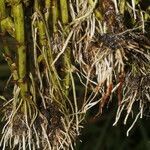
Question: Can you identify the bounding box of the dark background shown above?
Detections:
[75,106,150,150]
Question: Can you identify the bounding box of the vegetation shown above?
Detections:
[0,0,149,149]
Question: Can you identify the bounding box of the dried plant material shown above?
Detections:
[0,0,150,149]
[70,0,150,131]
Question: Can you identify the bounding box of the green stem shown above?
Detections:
[119,0,126,15]
[60,0,69,25]
[52,0,58,32]
[34,0,64,103]
[12,1,28,98]
[60,0,71,96]
[0,0,6,20]
[45,0,51,23]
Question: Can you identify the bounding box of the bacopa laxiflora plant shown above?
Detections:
[0,0,150,149]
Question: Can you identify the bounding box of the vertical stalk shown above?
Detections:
[34,0,64,103]
[0,0,6,20]
[60,0,69,25]
[45,0,51,23]
[119,0,126,15]
[60,0,71,96]
[52,0,58,32]
[60,0,79,128]
[11,1,28,98]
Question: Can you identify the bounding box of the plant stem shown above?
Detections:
[0,0,6,20]
[60,0,71,96]
[119,0,126,15]
[34,0,65,104]
[51,0,58,32]
[11,1,28,98]
[60,0,69,25]
[45,0,51,23]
